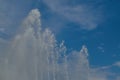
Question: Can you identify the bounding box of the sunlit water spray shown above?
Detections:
[0,9,89,80]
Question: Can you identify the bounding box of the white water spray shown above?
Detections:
[0,9,89,80]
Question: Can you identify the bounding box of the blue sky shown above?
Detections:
[39,0,120,66]
[0,0,120,80]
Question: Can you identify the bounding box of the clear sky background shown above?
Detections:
[0,0,120,80]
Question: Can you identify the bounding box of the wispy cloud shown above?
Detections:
[42,0,104,30]
[113,61,120,67]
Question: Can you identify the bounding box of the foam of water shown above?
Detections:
[0,9,89,80]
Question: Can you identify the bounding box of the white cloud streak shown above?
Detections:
[42,0,103,30]
[114,61,120,67]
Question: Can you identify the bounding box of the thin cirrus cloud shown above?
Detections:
[42,0,104,30]
[113,61,120,67]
